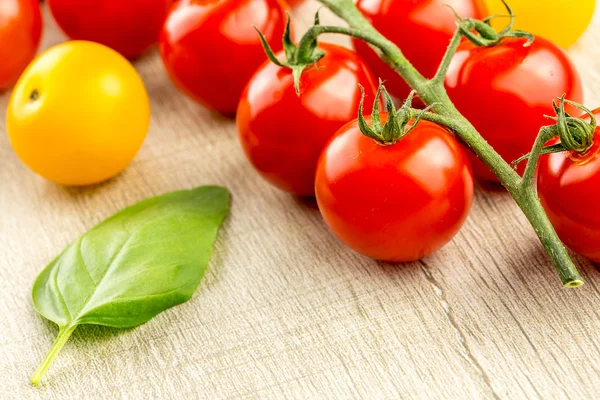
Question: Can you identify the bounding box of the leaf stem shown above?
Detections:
[316,0,583,287]
[31,325,77,386]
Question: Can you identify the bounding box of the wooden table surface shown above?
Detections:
[3,3,600,399]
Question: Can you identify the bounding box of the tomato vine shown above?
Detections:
[313,0,585,287]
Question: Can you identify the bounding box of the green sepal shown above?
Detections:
[453,0,535,47]
[255,10,326,94]
[283,14,296,61]
[370,83,383,128]
[358,85,381,141]
[512,96,597,168]
[381,85,400,142]
[555,96,596,153]
[357,80,438,145]
[292,66,306,95]
[254,26,286,67]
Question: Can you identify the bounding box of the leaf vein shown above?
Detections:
[77,239,97,286]
[71,223,140,322]
[52,261,72,322]
[91,285,195,307]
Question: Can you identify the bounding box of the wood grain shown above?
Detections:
[1,3,600,399]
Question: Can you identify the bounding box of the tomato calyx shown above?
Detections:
[256,11,326,94]
[358,81,437,145]
[568,138,600,165]
[29,89,39,102]
[454,0,534,47]
[513,96,597,168]
[552,98,596,153]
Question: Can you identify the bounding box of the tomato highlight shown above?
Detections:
[238,43,379,196]
[0,0,42,90]
[316,112,474,262]
[445,36,583,182]
[354,0,487,101]
[159,0,287,116]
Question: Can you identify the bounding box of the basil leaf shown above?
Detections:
[30,186,230,386]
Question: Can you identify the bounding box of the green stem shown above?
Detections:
[413,110,465,133]
[428,109,582,286]
[30,325,78,386]
[311,0,428,96]
[521,126,555,188]
[513,125,582,286]
[432,29,463,84]
[316,0,583,287]
[515,185,583,287]
[417,93,522,192]
[299,25,386,58]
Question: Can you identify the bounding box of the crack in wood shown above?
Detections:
[419,260,501,400]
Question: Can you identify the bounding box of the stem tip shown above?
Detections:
[565,280,584,288]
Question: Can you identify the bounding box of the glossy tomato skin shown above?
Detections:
[354,0,487,101]
[445,37,583,182]
[538,111,600,262]
[315,115,474,262]
[237,43,378,196]
[6,41,150,186]
[48,0,173,59]
[160,0,286,116]
[0,0,42,90]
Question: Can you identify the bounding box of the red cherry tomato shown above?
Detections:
[0,0,42,90]
[538,109,600,263]
[160,0,287,116]
[315,114,474,262]
[237,43,378,196]
[445,37,583,182]
[354,0,487,101]
[47,0,173,59]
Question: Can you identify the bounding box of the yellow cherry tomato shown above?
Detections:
[6,41,150,186]
[483,0,595,48]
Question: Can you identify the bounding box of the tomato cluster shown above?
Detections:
[2,0,600,267]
